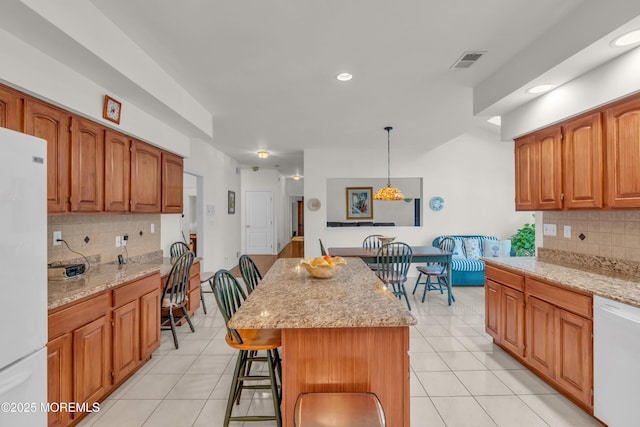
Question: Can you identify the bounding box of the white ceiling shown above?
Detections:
[5,0,640,177]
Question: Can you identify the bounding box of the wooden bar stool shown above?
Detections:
[294,392,386,427]
[199,271,215,314]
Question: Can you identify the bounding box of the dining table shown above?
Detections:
[227,257,416,427]
[328,245,455,305]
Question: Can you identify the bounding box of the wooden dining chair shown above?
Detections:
[161,251,195,349]
[213,269,282,426]
[375,242,413,310]
[413,236,456,303]
[239,254,262,295]
[170,240,208,313]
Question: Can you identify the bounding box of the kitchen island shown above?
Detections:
[228,257,416,427]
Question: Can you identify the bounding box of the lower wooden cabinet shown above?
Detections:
[485,264,593,412]
[187,260,201,315]
[47,273,161,427]
[46,334,72,427]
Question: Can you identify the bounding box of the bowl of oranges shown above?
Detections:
[300,255,347,279]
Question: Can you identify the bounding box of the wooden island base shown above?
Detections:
[281,326,410,427]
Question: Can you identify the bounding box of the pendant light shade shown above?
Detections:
[374,126,405,200]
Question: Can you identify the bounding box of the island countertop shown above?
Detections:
[483,257,640,308]
[228,257,417,329]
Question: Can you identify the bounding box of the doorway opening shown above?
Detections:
[182,172,203,257]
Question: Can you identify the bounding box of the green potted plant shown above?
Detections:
[511,216,536,256]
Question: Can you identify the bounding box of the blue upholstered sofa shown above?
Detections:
[431,235,502,286]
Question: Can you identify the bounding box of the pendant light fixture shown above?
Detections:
[374,126,405,200]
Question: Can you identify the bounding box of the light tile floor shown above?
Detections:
[77,286,603,427]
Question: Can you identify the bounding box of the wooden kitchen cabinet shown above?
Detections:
[162,151,183,213]
[70,116,104,212]
[24,99,70,213]
[563,112,604,209]
[485,265,525,358]
[515,127,563,211]
[73,315,111,414]
[47,333,72,427]
[526,296,555,378]
[605,95,640,207]
[140,289,161,360]
[131,139,162,213]
[47,273,161,426]
[187,259,201,315]
[104,130,131,212]
[0,84,22,131]
[112,299,140,384]
[486,264,594,412]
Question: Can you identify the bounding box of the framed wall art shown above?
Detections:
[346,187,373,220]
[228,190,236,214]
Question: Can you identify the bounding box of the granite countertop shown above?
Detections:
[48,254,198,311]
[228,257,417,329]
[483,257,640,308]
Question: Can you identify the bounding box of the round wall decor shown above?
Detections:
[307,198,321,211]
[429,196,444,211]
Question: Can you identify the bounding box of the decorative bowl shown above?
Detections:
[300,256,347,279]
[378,236,396,245]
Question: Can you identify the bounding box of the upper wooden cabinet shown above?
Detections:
[605,95,640,207]
[70,116,104,212]
[24,99,71,213]
[563,112,603,209]
[131,139,162,213]
[104,130,131,212]
[162,151,183,213]
[514,92,640,210]
[0,85,22,131]
[515,127,563,210]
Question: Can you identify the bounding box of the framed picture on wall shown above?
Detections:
[228,191,236,214]
[346,187,373,220]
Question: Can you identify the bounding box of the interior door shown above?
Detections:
[297,200,304,236]
[245,190,274,254]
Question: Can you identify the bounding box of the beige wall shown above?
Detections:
[48,214,161,265]
[542,211,640,262]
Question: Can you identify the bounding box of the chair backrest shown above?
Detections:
[363,234,384,250]
[438,236,455,253]
[213,269,247,344]
[319,239,328,256]
[170,241,191,257]
[162,251,195,308]
[239,254,262,295]
[375,242,413,282]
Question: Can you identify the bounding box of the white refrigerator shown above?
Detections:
[0,127,47,426]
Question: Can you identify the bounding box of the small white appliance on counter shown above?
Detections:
[0,128,47,426]
[594,295,640,427]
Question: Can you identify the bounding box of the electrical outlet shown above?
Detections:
[53,231,62,246]
[115,236,121,248]
[122,234,128,246]
[543,224,557,236]
[150,224,155,233]
[564,226,571,238]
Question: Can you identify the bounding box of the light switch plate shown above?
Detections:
[543,223,557,236]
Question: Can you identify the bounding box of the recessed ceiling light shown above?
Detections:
[257,150,269,159]
[336,72,353,81]
[487,116,502,126]
[526,84,555,94]
[611,29,640,47]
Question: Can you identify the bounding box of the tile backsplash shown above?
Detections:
[48,214,161,265]
[542,210,640,262]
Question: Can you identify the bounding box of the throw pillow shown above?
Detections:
[482,239,512,257]
[463,238,481,260]
[452,238,465,258]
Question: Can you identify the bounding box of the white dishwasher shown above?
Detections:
[594,295,640,427]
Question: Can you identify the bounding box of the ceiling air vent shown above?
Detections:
[451,51,486,70]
